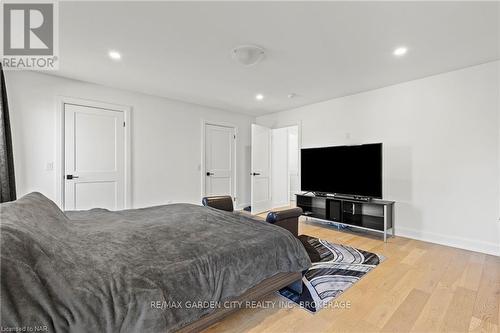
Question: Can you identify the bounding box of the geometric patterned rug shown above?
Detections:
[279,235,385,313]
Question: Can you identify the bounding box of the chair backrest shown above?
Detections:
[266,207,303,237]
[201,196,234,212]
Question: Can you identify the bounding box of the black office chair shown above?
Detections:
[202,196,302,237]
[201,195,234,212]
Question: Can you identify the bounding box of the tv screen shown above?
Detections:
[301,143,382,198]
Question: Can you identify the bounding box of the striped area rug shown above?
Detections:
[279,235,385,313]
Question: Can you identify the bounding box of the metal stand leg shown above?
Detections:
[391,207,395,238]
[383,205,387,243]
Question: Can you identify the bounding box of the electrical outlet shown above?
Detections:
[45,162,54,171]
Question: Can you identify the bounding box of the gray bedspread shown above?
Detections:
[0,192,311,333]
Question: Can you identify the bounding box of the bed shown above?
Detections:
[0,192,311,332]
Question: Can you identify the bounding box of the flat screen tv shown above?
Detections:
[301,143,382,198]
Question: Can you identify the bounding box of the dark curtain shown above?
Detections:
[0,64,16,202]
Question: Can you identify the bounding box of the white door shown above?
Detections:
[204,124,235,199]
[251,124,272,214]
[288,126,299,202]
[271,127,290,208]
[64,103,125,210]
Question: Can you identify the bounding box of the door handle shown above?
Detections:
[206,172,214,176]
[66,174,79,180]
[251,172,261,176]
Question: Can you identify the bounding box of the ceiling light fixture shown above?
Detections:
[288,93,297,99]
[393,47,408,57]
[255,94,264,101]
[108,50,122,60]
[232,45,265,66]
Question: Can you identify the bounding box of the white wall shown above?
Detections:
[257,61,500,256]
[6,71,254,209]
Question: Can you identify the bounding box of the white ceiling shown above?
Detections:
[54,1,499,116]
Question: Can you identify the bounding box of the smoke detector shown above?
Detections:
[231,45,265,66]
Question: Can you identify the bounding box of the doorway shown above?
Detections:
[59,98,131,211]
[251,124,299,214]
[271,125,299,208]
[203,122,236,200]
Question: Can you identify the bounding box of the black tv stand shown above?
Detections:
[296,193,395,242]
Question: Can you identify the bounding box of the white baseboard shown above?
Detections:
[396,226,500,256]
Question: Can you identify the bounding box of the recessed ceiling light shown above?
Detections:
[288,93,297,99]
[255,94,264,101]
[108,50,121,60]
[393,47,408,57]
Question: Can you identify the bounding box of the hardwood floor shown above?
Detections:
[205,217,500,333]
